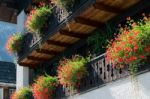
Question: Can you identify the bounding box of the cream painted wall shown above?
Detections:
[70,72,150,99]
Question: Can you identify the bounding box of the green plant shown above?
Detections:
[106,14,150,76]
[26,6,52,34]
[5,33,23,54]
[32,75,58,99]
[57,55,89,89]
[52,0,75,11]
[10,87,33,99]
[87,24,116,54]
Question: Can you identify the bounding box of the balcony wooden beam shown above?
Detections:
[75,17,103,27]
[36,49,59,55]
[19,62,40,67]
[59,30,89,39]
[94,2,125,14]
[46,40,72,47]
[27,56,50,62]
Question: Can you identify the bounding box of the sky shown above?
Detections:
[0,21,16,62]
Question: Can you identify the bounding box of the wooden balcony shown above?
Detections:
[16,0,149,67]
[54,53,150,98]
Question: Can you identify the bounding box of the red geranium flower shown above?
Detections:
[106,14,150,72]
[32,76,58,99]
[57,55,88,89]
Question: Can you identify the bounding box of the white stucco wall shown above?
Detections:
[16,64,29,89]
[16,10,29,90]
[70,72,150,99]
[17,10,27,33]
[0,88,3,99]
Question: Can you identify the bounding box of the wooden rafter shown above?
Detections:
[94,2,125,14]
[75,17,103,27]
[36,49,59,55]
[59,30,89,39]
[46,40,72,47]
[19,62,39,67]
[27,56,50,62]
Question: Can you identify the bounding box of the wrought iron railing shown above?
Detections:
[17,0,95,62]
[54,53,150,98]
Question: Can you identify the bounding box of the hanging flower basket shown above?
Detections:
[57,55,89,89]
[52,0,75,11]
[106,14,150,75]
[5,33,23,54]
[32,0,52,7]
[25,5,52,34]
[10,87,33,99]
[32,76,58,99]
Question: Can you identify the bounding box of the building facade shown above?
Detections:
[0,61,16,99]
[2,0,150,99]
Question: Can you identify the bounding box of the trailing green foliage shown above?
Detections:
[26,6,52,34]
[106,15,150,76]
[5,33,23,54]
[52,0,75,11]
[57,55,89,89]
[10,87,33,99]
[32,76,58,99]
[87,24,116,54]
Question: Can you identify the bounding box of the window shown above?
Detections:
[9,89,15,96]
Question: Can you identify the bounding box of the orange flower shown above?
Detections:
[25,6,52,33]
[10,87,32,99]
[134,45,138,51]
[32,76,58,99]
[126,17,131,21]
[106,14,150,71]
[57,55,88,88]
[5,33,23,54]
[139,55,145,59]
[118,58,123,63]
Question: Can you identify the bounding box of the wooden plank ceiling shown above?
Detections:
[0,1,17,23]
[19,0,140,67]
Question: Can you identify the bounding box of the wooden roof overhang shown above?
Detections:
[18,0,149,67]
[0,0,18,23]
[0,0,32,23]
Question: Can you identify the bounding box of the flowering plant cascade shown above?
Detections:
[52,0,75,11]
[57,55,89,88]
[5,33,23,54]
[25,5,52,34]
[32,76,58,99]
[106,14,150,75]
[10,87,33,99]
